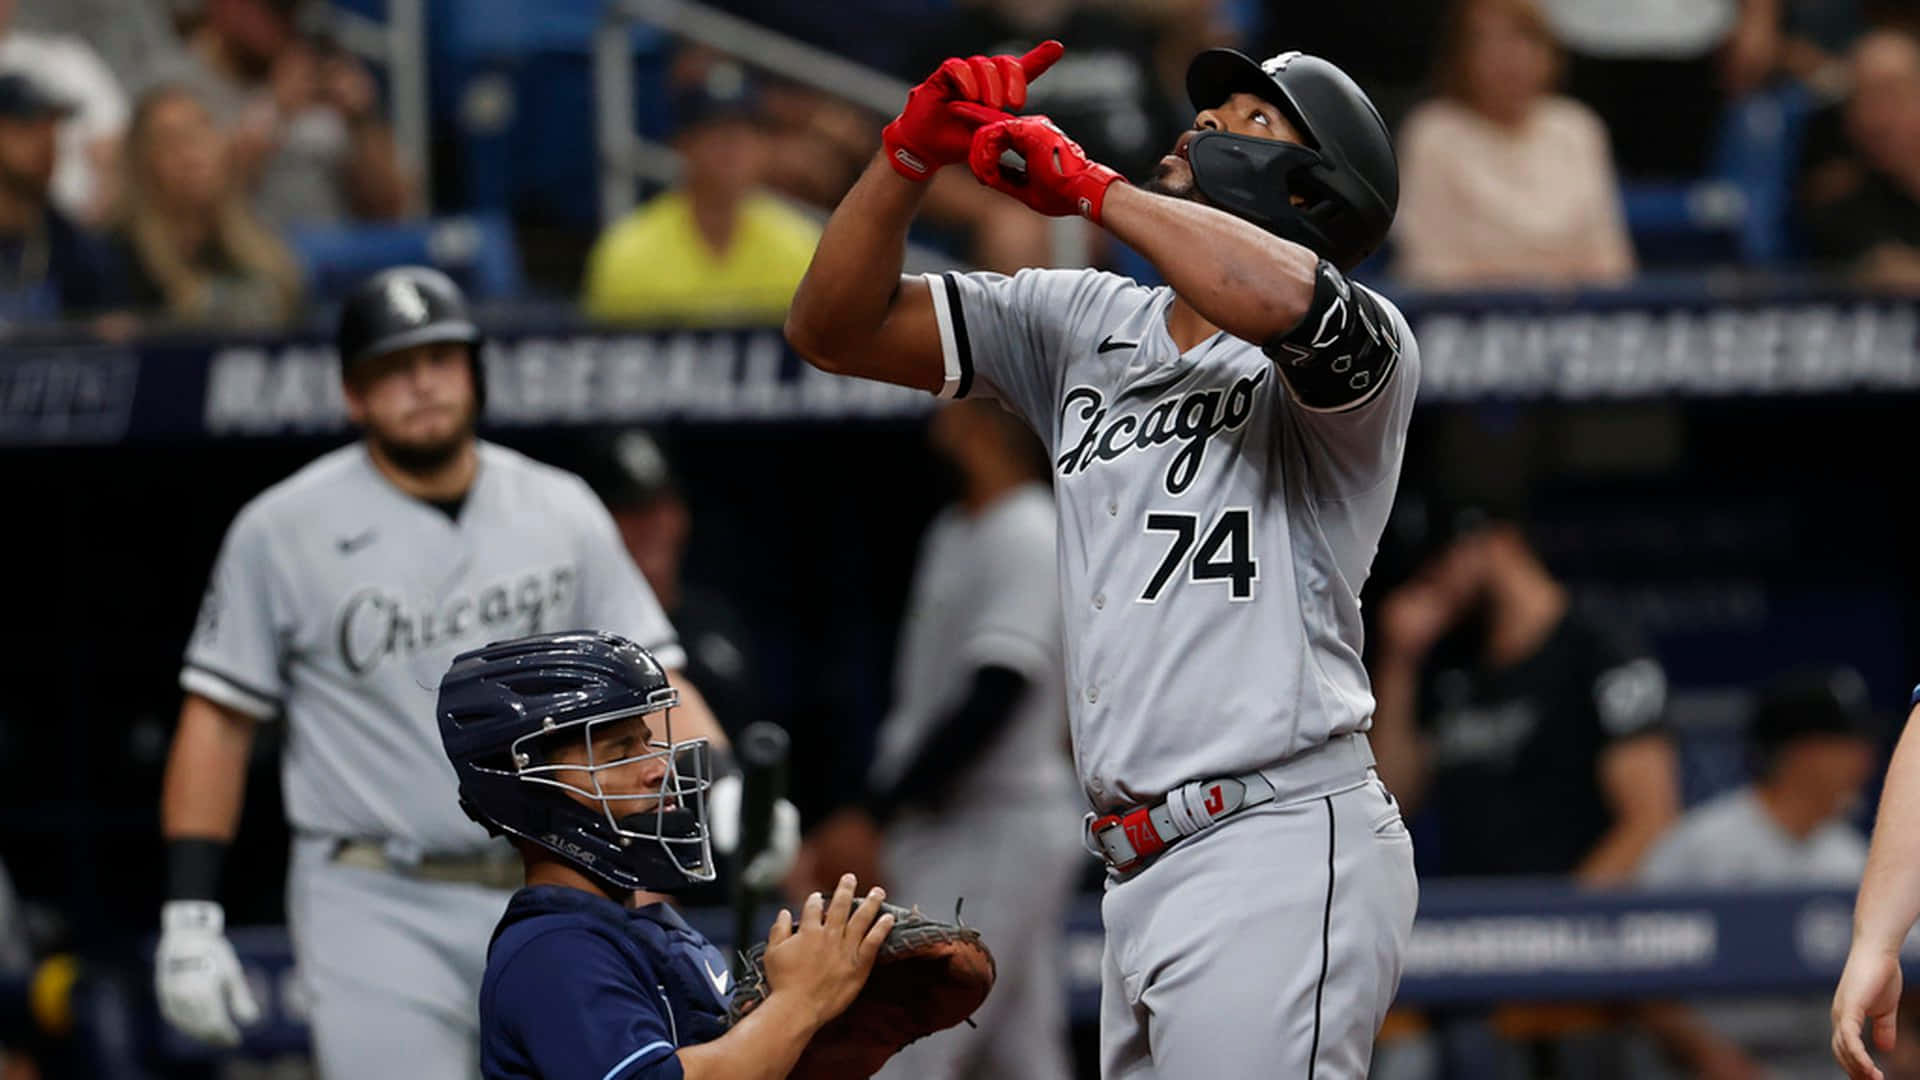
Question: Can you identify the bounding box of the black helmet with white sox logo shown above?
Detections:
[1184,49,1398,271]
[336,265,486,406]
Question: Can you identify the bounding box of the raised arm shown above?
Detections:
[963,112,1315,346]
[1099,183,1317,344]
[785,42,1064,389]
[783,157,945,391]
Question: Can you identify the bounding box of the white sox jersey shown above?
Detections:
[181,441,684,853]
[869,482,1072,808]
[923,265,1419,811]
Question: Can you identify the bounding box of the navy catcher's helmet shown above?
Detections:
[437,631,715,892]
[1184,49,1398,271]
[336,266,486,407]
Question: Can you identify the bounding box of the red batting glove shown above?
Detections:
[881,40,1064,181]
[966,112,1125,223]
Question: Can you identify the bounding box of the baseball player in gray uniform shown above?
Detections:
[806,400,1081,1080]
[153,267,731,1079]
[786,41,1419,1078]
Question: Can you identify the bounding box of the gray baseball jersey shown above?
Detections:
[181,440,684,853]
[870,481,1081,1080]
[923,267,1419,810]
[869,482,1074,807]
[1639,787,1868,1077]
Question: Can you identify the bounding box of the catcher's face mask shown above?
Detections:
[513,688,716,882]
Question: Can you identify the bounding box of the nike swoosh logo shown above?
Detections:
[336,530,377,555]
[705,959,730,996]
[1097,336,1138,354]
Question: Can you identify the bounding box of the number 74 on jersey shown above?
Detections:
[1139,508,1258,603]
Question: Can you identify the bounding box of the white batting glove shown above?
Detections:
[708,774,803,891]
[156,900,260,1047]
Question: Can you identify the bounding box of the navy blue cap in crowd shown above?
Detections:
[0,73,74,121]
[673,61,761,133]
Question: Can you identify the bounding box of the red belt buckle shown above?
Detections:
[1092,806,1166,872]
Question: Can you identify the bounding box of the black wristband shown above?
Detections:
[166,838,229,902]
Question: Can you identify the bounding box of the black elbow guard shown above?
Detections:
[1262,259,1403,412]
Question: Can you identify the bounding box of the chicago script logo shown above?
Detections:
[1055,369,1267,495]
[335,564,576,675]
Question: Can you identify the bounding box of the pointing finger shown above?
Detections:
[1020,40,1065,81]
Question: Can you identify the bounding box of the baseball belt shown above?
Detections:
[330,838,524,890]
[1084,732,1376,878]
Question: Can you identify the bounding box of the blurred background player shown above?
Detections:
[153,265,726,1079]
[438,630,893,1080]
[1639,667,1878,1079]
[799,398,1080,1080]
[587,427,798,899]
[590,429,763,745]
[1370,501,1679,884]
[1368,501,1678,1076]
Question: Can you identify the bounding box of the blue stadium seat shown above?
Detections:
[287,215,526,302]
[1622,82,1817,267]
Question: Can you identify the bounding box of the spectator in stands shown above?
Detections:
[1807,28,1920,291]
[11,0,179,95]
[1393,0,1636,288]
[0,0,126,225]
[1369,502,1681,883]
[1537,0,1783,180]
[1368,500,1681,1077]
[590,429,762,744]
[583,61,821,325]
[0,73,123,323]
[1639,668,1878,1080]
[117,84,301,327]
[159,0,410,227]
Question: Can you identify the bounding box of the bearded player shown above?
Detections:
[786,41,1419,1078]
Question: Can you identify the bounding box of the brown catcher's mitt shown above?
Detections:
[730,901,996,1079]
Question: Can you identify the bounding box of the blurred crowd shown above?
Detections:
[2,0,1917,340]
[586,0,1920,325]
[0,0,410,333]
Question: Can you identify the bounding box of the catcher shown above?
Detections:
[437,629,993,1080]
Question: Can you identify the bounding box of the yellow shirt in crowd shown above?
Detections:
[582,190,822,325]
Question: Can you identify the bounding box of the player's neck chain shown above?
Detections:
[1055,368,1267,495]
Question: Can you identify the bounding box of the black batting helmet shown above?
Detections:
[336,266,486,407]
[1184,49,1398,271]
